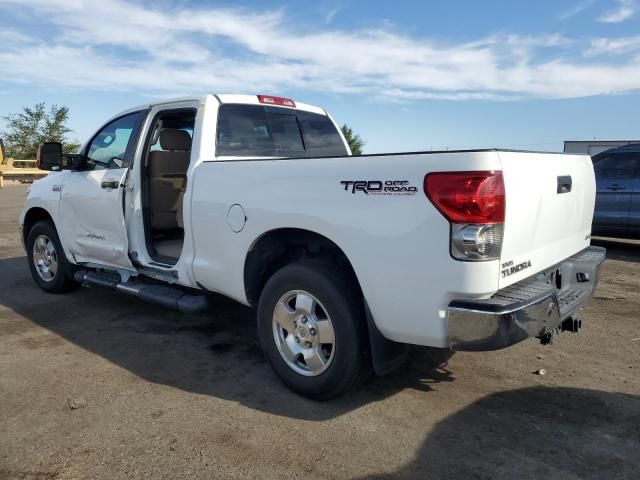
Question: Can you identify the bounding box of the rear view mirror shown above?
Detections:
[36,142,62,171]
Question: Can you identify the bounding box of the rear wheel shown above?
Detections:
[26,220,77,293]
[257,260,371,399]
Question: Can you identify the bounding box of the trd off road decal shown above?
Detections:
[340,180,418,196]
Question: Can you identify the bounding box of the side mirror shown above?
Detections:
[36,142,86,171]
[36,142,63,171]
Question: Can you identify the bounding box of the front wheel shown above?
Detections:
[26,220,77,293]
[257,260,371,399]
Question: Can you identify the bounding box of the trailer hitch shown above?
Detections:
[560,315,582,333]
[537,315,583,345]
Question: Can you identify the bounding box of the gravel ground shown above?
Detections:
[1,183,638,480]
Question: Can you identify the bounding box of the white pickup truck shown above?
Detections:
[20,94,605,399]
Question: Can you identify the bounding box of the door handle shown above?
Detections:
[557,175,572,194]
[606,184,626,191]
[101,180,120,189]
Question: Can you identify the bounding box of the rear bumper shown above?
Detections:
[447,246,606,351]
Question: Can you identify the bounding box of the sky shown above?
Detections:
[0,0,639,153]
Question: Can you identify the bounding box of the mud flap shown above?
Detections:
[365,301,409,375]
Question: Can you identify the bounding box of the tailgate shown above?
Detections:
[498,151,596,288]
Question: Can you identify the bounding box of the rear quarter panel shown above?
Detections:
[190,151,501,347]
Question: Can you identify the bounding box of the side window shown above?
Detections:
[594,155,638,180]
[86,112,143,170]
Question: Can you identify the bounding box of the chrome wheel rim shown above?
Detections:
[32,234,58,282]
[272,290,336,376]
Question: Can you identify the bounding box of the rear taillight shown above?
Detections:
[424,171,505,261]
[424,171,505,224]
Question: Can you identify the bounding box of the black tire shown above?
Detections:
[257,260,371,400]
[26,220,78,293]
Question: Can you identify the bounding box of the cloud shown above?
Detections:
[598,0,636,22]
[585,36,640,56]
[0,0,639,101]
[377,89,522,102]
[558,0,596,20]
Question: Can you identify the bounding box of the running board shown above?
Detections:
[74,270,209,314]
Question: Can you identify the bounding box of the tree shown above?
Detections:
[1,103,80,159]
[341,124,365,155]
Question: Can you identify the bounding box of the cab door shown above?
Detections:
[59,111,145,271]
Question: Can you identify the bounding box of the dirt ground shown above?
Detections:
[0,183,638,480]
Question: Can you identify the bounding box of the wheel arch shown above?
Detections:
[243,227,363,308]
[22,207,55,247]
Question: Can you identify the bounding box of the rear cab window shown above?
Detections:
[216,104,347,158]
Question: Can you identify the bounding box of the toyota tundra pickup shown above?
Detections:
[20,94,605,399]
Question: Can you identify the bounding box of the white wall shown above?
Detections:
[564,140,639,156]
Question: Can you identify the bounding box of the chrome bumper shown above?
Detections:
[448,246,606,351]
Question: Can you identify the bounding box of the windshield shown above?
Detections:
[216,104,348,158]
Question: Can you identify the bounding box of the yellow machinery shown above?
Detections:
[0,138,47,188]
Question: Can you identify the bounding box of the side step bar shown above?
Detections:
[74,270,209,314]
